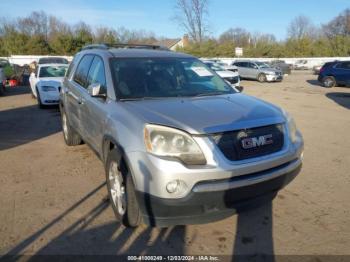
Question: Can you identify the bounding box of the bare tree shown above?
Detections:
[219,27,251,46]
[323,8,350,38]
[174,0,209,43]
[288,15,314,39]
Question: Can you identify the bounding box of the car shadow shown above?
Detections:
[0,104,61,151]
[326,92,350,110]
[306,79,321,87]
[1,86,31,97]
[3,182,186,258]
[232,201,275,262]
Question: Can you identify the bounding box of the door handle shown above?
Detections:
[78,97,85,105]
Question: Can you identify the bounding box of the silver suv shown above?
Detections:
[60,44,303,227]
[233,60,283,82]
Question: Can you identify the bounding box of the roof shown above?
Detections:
[152,38,182,49]
[109,48,193,58]
[38,63,69,67]
[81,48,194,59]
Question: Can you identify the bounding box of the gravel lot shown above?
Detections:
[0,71,349,259]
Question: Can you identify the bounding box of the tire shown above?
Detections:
[36,89,46,109]
[258,73,267,83]
[323,76,336,88]
[61,109,82,146]
[106,149,142,227]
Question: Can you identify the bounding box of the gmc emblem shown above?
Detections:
[241,134,273,149]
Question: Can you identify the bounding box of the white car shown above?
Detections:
[203,61,241,89]
[29,64,68,108]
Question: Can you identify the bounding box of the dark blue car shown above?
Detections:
[318,61,350,88]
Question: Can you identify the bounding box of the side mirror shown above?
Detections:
[88,83,103,97]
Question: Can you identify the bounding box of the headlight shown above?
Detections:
[283,111,298,143]
[266,71,276,75]
[41,86,56,92]
[144,124,206,165]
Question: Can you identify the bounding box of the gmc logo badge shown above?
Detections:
[241,134,273,149]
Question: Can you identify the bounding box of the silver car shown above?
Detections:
[233,61,283,82]
[60,44,303,227]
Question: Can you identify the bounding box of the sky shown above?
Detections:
[0,0,349,40]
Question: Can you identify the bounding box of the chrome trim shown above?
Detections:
[192,158,301,193]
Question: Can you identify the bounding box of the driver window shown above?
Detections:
[87,56,107,95]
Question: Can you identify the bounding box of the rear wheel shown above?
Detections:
[323,76,336,88]
[258,73,267,83]
[106,149,142,227]
[61,110,82,146]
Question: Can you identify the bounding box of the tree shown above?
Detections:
[174,0,209,43]
[219,28,251,47]
[287,15,315,40]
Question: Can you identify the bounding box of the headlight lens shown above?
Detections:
[283,111,298,143]
[41,86,56,92]
[144,124,206,165]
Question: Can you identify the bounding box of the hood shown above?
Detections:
[37,77,64,87]
[216,70,239,78]
[261,68,281,74]
[122,94,285,134]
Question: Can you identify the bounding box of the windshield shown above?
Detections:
[110,58,235,100]
[255,62,270,68]
[39,66,68,78]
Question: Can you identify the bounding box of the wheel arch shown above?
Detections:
[103,135,138,188]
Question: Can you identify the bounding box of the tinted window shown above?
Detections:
[110,58,235,99]
[87,56,107,93]
[336,62,350,69]
[73,55,94,88]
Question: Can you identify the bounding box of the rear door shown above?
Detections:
[66,54,94,134]
[236,62,249,78]
[79,55,108,152]
[334,62,350,85]
[247,62,258,79]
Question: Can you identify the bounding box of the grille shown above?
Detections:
[211,124,284,161]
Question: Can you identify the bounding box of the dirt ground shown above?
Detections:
[0,71,349,259]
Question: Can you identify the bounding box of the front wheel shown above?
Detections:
[106,149,142,227]
[36,89,46,109]
[258,73,267,83]
[323,76,336,88]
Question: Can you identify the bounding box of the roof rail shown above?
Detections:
[81,43,170,51]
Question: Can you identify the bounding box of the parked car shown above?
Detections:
[293,60,310,70]
[0,59,9,96]
[269,60,292,75]
[318,61,350,88]
[233,60,283,82]
[29,63,68,108]
[313,64,323,75]
[203,61,240,89]
[38,57,69,65]
[60,44,303,227]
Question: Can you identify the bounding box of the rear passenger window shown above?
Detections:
[73,55,94,88]
[87,56,107,93]
[336,62,350,69]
